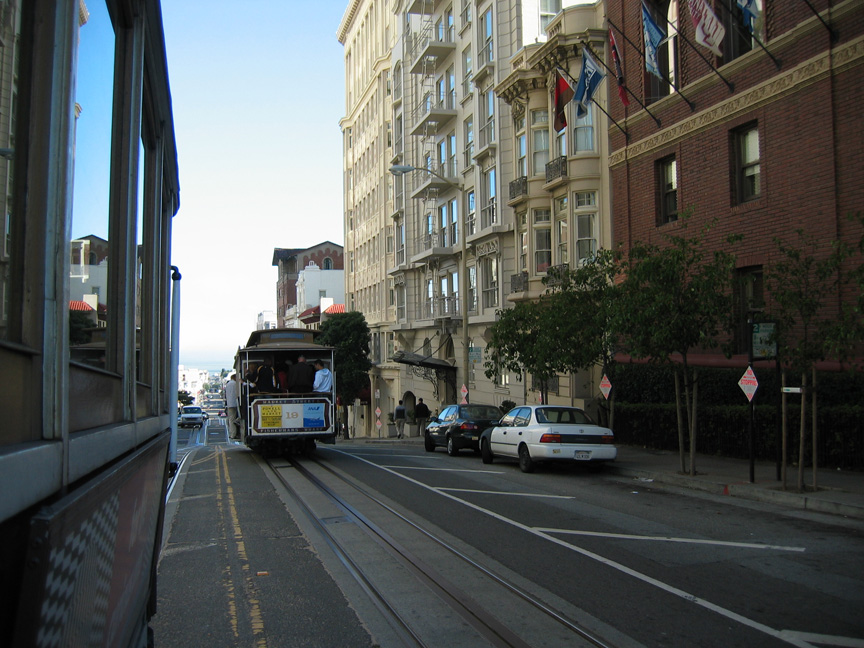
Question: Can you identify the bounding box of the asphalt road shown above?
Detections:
[316,442,864,648]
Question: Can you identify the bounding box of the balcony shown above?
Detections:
[409,160,460,199]
[411,231,455,264]
[510,271,528,293]
[545,155,568,187]
[409,92,457,136]
[545,263,570,287]
[508,176,528,204]
[474,38,494,84]
[409,33,456,75]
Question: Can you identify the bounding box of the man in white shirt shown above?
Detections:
[312,360,333,393]
[225,374,241,439]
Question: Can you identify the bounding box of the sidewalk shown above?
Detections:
[361,435,864,521]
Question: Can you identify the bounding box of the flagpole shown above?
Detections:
[800,0,838,42]
[556,64,629,142]
[606,18,694,113]
[557,63,629,142]
[717,0,781,68]
[585,38,661,128]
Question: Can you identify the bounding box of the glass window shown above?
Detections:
[482,256,499,309]
[577,214,596,263]
[68,3,116,369]
[540,0,562,31]
[554,196,568,265]
[573,106,594,152]
[722,0,762,63]
[464,116,474,169]
[517,133,527,177]
[532,110,549,174]
[658,156,678,225]
[735,124,760,202]
[534,207,551,273]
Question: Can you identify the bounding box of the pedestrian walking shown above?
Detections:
[414,398,430,435]
[394,400,406,439]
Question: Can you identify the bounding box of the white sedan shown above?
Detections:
[480,405,617,473]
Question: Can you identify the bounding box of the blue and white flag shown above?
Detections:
[642,2,666,80]
[574,49,606,119]
[737,0,760,34]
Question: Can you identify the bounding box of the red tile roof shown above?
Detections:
[69,300,95,312]
[324,304,345,314]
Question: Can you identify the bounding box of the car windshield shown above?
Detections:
[460,406,503,420]
[183,407,202,414]
[535,407,593,425]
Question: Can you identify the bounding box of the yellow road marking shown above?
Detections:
[218,447,269,647]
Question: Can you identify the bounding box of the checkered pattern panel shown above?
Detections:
[35,493,120,648]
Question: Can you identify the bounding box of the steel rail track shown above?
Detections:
[267,453,617,648]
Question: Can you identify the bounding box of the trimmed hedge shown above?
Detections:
[609,365,864,470]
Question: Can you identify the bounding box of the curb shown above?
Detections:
[610,466,864,521]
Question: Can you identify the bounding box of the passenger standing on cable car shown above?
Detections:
[255,361,276,393]
[225,374,241,439]
[288,355,315,393]
[312,360,332,392]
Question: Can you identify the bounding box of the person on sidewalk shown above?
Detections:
[414,398,431,435]
[394,400,406,439]
[225,374,241,440]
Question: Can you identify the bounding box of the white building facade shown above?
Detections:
[340,0,611,436]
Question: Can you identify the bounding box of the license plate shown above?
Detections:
[574,451,591,460]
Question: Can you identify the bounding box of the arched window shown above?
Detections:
[323,257,333,269]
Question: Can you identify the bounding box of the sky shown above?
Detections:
[73,0,350,372]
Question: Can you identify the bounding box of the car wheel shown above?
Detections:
[447,436,458,456]
[424,432,436,452]
[481,438,493,464]
[518,445,535,473]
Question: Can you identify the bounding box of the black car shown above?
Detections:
[424,404,503,455]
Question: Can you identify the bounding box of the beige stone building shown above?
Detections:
[340,0,611,436]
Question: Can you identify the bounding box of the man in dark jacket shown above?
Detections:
[288,355,316,393]
[414,398,431,434]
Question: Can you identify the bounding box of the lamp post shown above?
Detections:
[389,164,470,403]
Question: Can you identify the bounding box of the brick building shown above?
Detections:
[606,0,863,359]
[272,242,344,328]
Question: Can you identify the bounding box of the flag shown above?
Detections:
[688,0,725,57]
[737,0,760,34]
[573,49,606,119]
[552,68,574,132]
[642,2,666,79]
[609,29,630,106]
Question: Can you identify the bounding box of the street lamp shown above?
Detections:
[389,164,471,403]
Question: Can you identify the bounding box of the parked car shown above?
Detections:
[480,405,616,472]
[179,405,207,429]
[424,404,503,455]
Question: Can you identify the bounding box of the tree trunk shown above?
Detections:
[811,367,818,490]
[674,371,686,474]
[689,370,699,477]
[797,372,807,492]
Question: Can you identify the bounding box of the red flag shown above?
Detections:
[552,69,574,132]
[609,29,630,107]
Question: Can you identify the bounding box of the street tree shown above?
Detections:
[177,390,193,407]
[317,311,373,432]
[543,249,623,426]
[766,227,857,491]
[617,217,738,475]
[483,299,561,403]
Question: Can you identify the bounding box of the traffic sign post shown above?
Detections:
[599,374,612,400]
[739,366,759,483]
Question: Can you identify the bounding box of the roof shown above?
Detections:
[69,300,95,312]
[299,305,320,319]
[324,304,345,314]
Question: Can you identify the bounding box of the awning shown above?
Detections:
[392,351,455,371]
